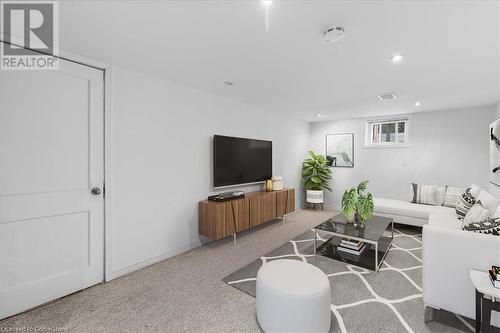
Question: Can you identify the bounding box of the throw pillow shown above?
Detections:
[469,184,481,198]
[463,201,491,226]
[443,186,464,208]
[462,218,500,236]
[493,203,500,219]
[477,190,500,215]
[456,188,476,220]
[411,183,438,205]
[435,186,447,206]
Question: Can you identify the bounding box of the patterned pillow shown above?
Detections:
[443,186,464,208]
[456,188,476,220]
[463,201,491,226]
[463,218,500,236]
[411,183,438,205]
[435,186,447,206]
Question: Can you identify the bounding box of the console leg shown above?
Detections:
[233,233,236,245]
[424,306,435,323]
[313,231,317,255]
[483,297,491,333]
[476,290,482,333]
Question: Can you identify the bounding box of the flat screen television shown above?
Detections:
[213,135,272,188]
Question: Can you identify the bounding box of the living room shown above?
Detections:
[0,1,499,332]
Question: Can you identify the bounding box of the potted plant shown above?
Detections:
[302,151,332,208]
[341,180,374,229]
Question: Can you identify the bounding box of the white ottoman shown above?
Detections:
[256,259,331,333]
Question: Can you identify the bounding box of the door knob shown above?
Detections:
[91,187,102,195]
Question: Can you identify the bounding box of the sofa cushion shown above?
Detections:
[428,213,461,230]
[374,198,456,220]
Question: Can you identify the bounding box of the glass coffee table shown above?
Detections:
[313,214,393,272]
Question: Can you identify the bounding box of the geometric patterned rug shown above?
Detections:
[223,224,477,333]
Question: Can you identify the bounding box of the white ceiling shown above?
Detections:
[59,0,499,122]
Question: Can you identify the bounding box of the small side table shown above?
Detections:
[470,270,500,333]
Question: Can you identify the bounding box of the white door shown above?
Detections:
[0,56,104,319]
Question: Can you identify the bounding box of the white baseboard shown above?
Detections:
[283,208,302,217]
[322,204,339,211]
[106,241,202,281]
[107,210,306,281]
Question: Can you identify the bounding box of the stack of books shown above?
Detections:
[489,265,500,289]
[337,238,366,256]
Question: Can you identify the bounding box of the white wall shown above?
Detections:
[107,66,310,279]
[488,2,500,194]
[496,2,500,119]
[310,106,494,209]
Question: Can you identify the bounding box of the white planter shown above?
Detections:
[306,190,324,204]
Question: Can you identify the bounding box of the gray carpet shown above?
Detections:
[0,210,337,332]
[223,223,478,333]
[0,209,486,332]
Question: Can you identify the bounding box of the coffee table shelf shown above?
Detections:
[313,215,394,272]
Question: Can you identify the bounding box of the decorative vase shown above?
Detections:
[271,176,283,191]
[353,212,366,229]
[265,179,273,192]
[306,190,324,204]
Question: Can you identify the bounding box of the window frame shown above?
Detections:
[364,115,411,148]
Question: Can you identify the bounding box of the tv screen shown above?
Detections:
[213,135,272,188]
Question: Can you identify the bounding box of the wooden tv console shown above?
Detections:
[198,188,295,241]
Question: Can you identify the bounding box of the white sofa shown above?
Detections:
[423,213,500,327]
[373,197,456,227]
[374,186,500,328]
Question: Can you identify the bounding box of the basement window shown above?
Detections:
[365,116,411,148]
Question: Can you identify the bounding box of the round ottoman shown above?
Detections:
[256,259,331,333]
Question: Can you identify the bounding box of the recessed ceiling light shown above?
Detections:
[389,54,404,63]
[415,101,421,107]
[262,0,272,7]
[315,114,322,117]
[224,81,234,86]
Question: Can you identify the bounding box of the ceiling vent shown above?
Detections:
[323,26,345,43]
[377,92,398,101]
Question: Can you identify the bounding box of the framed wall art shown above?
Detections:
[326,133,354,168]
